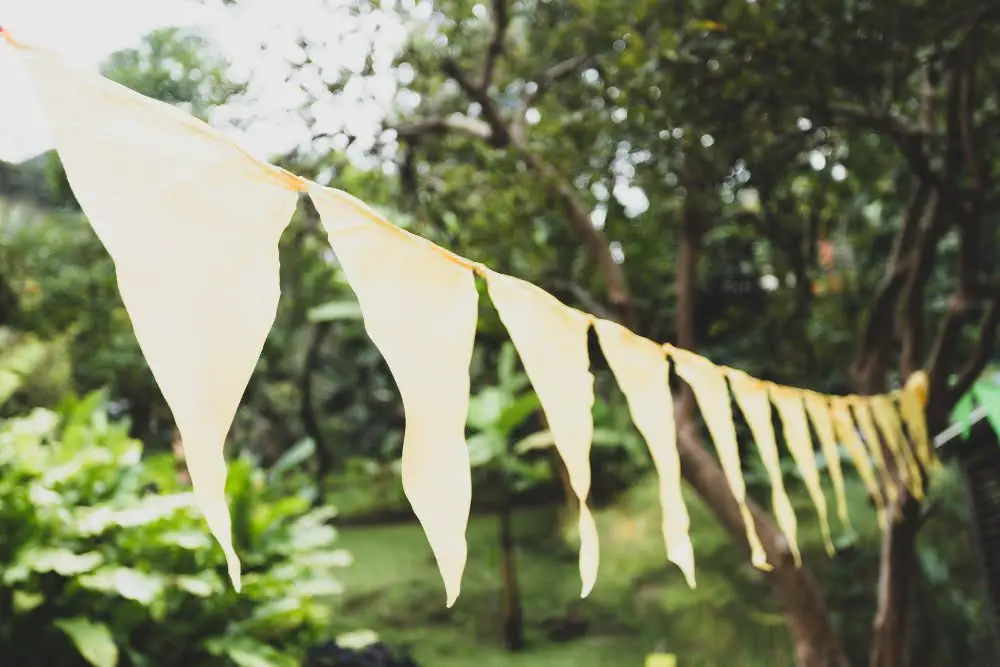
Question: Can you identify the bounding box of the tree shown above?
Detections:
[347,0,1000,665]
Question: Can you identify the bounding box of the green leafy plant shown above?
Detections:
[952,369,1000,439]
[0,391,350,667]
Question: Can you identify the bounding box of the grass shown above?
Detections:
[322,474,879,667]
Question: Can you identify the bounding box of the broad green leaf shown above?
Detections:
[158,530,213,550]
[207,638,296,667]
[3,548,103,584]
[78,567,167,606]
[336,629,380,649]
[973,382,1000,438]
[55,617,118,667]
[646,654,678,667]
[496,392,542,435]
[307,300,364,322]
[12,590,44,613]
[176,574,222,598]
[952,392,975,439]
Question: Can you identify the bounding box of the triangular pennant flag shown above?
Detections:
[870,395,923,500]
[668,347,769,570]
[309,184,477,607]
[727,371,800,566]
[770,385,834,556]
[594,319,696,586]
[849,397,899,508]
[972,382,1000,437]
[830,397,886,527]
[14,37,303,589]
[486,270,600,597]
[900,372,935,473]
[803,392,853,534]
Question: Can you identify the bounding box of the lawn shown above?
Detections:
[323,475,872,667]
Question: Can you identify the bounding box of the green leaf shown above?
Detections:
[78,567,166,606]
[158,529,213,550]
[513,429,555,454]
[55,617,118,667]
[467,432,505,466]
[12,590,44,613]
[496,392,541,435]
[270,438,316,480]
[307,300,363,322]
[3,548,104,584]
[973,382,1000,438]
[952,392,975,439]
[467,387,507,431]
[206,637,297,667]
[645,654,677,667]
[175,573,222,598]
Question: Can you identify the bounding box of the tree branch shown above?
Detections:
[950,294,1000,404]
[442,58,511,146]
[392,114,493,142]
[480,0,509,91]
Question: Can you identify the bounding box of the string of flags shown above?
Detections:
[0,28,936,605]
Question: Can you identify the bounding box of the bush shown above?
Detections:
[0,391,350,667]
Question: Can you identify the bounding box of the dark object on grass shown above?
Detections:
[302,640,420,667]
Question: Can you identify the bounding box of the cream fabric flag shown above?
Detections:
[849,397,898,507]
[803,392,853,533]
[487,270,600,596]
[727,370,800,566]
[669,347,768,570]
[14,38,303,589]
[870,395,923,499]
[594,319,695,586]
[898,375,934,474]
[770,386,834,556]
[309,185,477,607]
[830,397,886,527]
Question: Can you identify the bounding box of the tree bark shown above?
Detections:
[869,495,920,667]
[499,500,525,651]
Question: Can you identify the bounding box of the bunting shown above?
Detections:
[2,31,937,603]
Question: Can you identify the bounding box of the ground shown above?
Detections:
[325,476,876,667]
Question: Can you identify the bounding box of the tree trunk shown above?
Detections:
[869,494,920,667]
[676,419,851,667]
[499,500,525,651]
[673,178,849,667]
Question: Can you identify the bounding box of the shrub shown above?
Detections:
[0,391,350,667]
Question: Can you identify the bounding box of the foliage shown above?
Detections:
[302,639,420,667]
[952,367,1000,438]
[0,392,350,667]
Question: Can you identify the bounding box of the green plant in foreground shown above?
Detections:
[0,391,350,667]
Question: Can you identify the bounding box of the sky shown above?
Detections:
[0,0,208,162]
[0,0,408,163]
